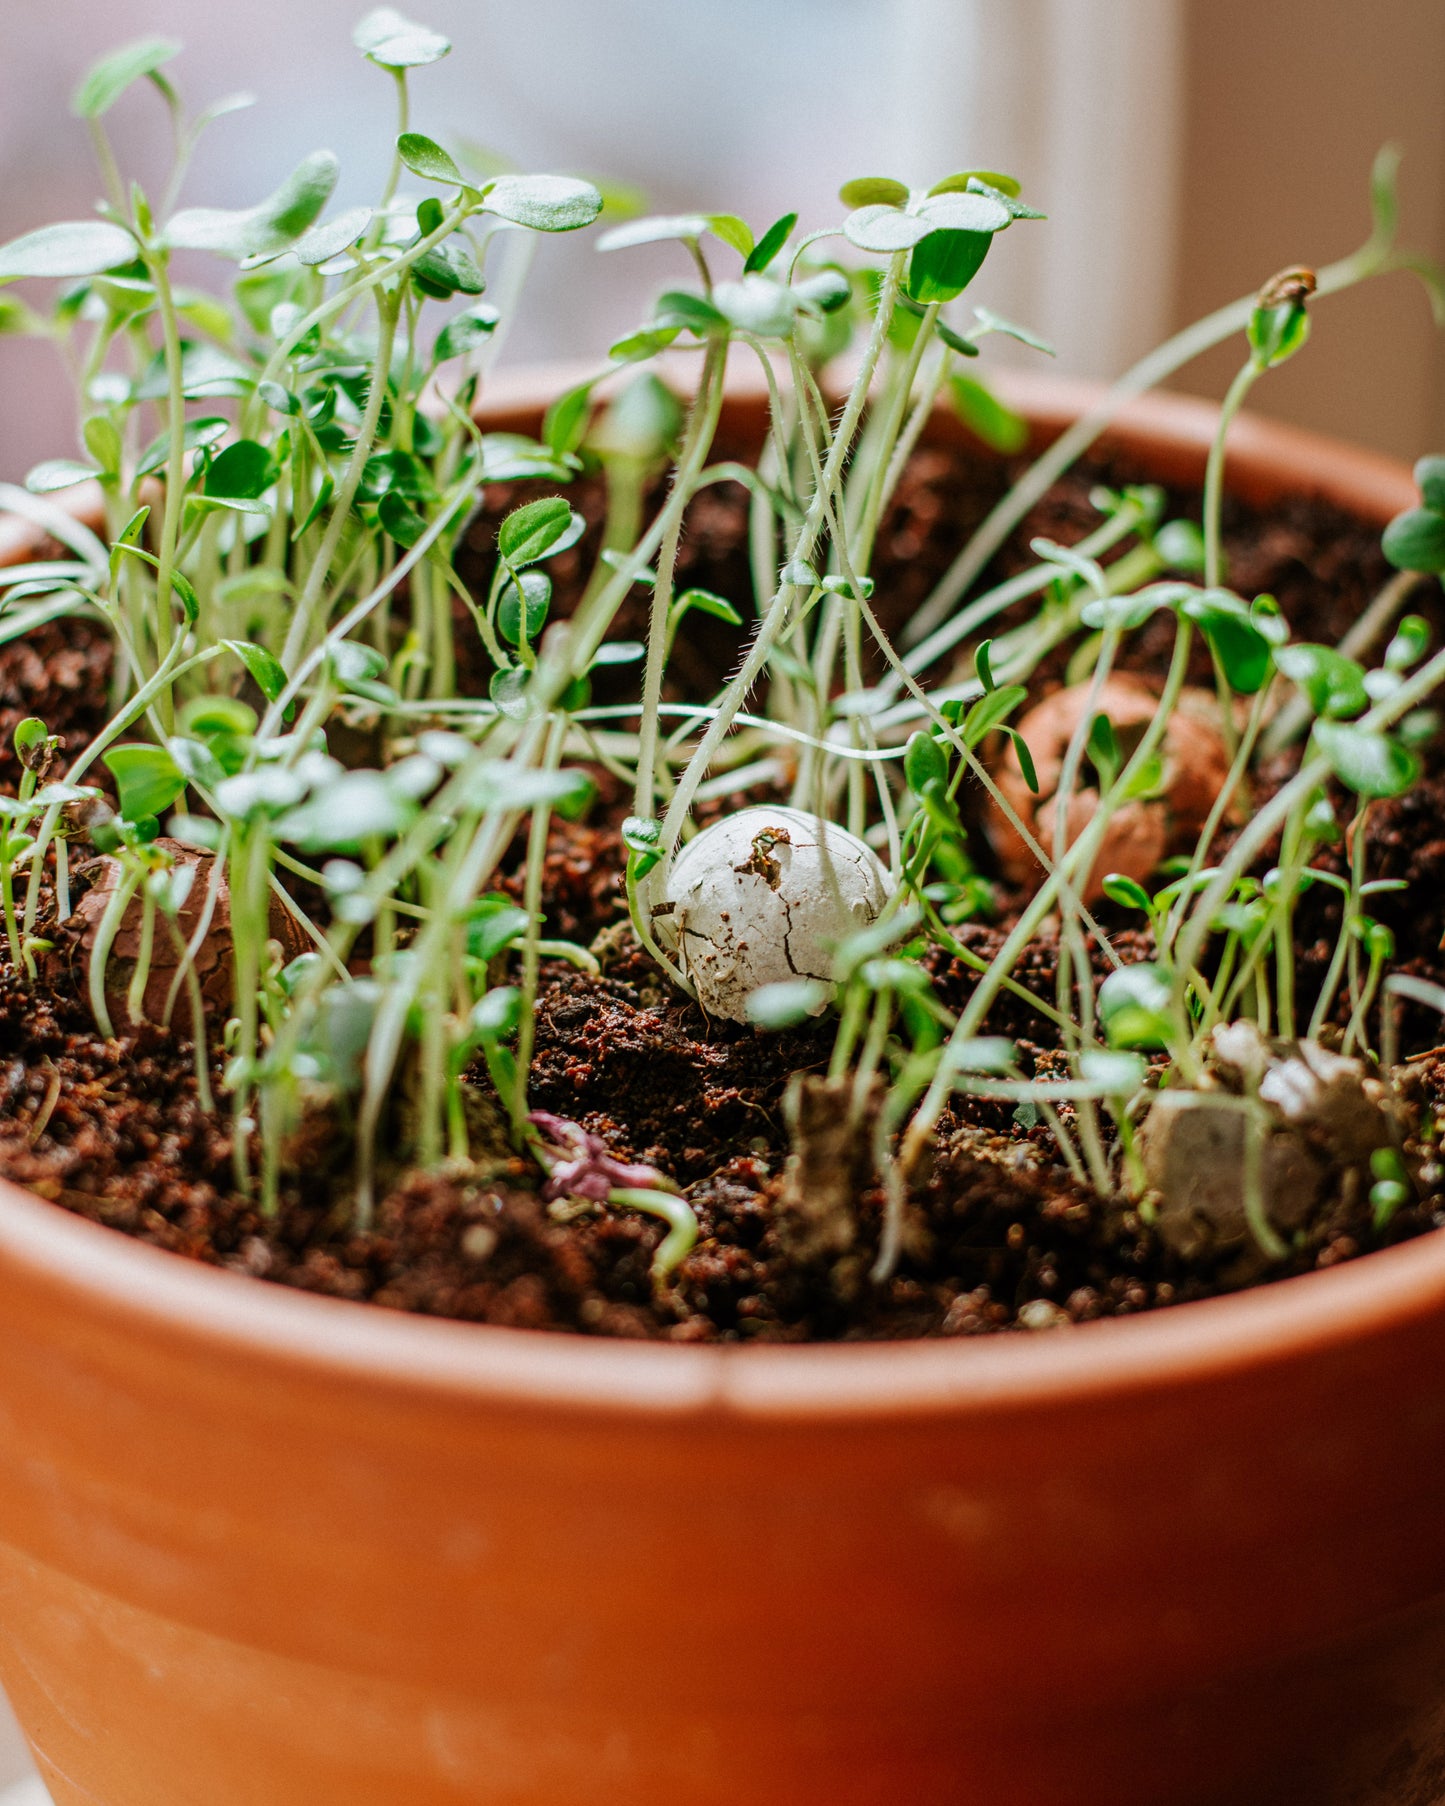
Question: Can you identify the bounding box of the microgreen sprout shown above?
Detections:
[0,15,1440,1297]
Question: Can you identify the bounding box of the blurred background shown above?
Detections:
[0,0,1442,477]
[0,1,1440,1793]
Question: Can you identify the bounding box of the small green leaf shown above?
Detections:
[354,8,451,67]
[744,212,797,275]
[542,380,595,457]
[432,302,499,363]
[962,684,1027,746]
[838,177,910,210]
[0,221,136,284]
[597,213,708,253]
[1383,506,1445,574]
[793,267,852,314]
[1098,961,1175,1050]
[608,325,682,363]
[907,228,991,305]
[1009,730,1039,795]
[177,694,257,741]
[398,132,463,186]
[484,174,603,233]
[278,771,418,852]
[1314,721,1421,798]
[1181,587,1272,693]
[73,37,180,118]
[844,206,931,255]
[1102,873,1153,913]
[904,731,948,794]
[674,587,743,628]
[103,744,187,822]
[712,274,794,339]
[466,898,531,963]
[1248,301,1310,368]
[1385,614,1430,671]
[379,488,428,547]
[204,439,275,500]
[819,574,875,600]
[1273,643,1369,718]
[705,213,754,258]
[928,169,1021,198]
[412,237,484,297]
[498,496,582,566]
[948,374,1026,454]
[136,414,229,478]
[971,305,1055,355]
[1413,455,1445,514]
[918,192,1012,235]
[25,459,99,494]
[165,151,340,261]
[223,639,288,703]
[655,290,727,335]
[293,205,372,266]
[498,570,552,646]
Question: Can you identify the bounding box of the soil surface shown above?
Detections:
[3,436,1445,1340]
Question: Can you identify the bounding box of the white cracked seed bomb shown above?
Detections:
[657,806,895,1021]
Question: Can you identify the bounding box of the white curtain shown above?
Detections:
[889,0,1185,379]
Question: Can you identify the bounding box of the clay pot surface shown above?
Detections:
[0,377,1439,1806]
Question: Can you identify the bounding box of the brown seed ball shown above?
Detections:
[986,674,1232,902]
[66,837,307,1028]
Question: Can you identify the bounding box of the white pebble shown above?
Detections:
[656,806,894,1022]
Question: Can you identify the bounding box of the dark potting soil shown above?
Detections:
[2,437,1444,1340]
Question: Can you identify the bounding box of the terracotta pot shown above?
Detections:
[0,377,1440,1806]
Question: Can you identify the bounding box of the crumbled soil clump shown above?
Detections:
[2,439,1444,1338]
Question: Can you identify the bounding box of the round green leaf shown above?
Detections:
[918,192,1012,235]
[353,8,451,67]
[712,274,795,339]
[293,206,372,266]
[103,744,187,823]
[223,639,288,704]
[1098,961,1175,1050]
[498,570,552,646]
[597,213,708,253]
[25,459,99,494]
[1273,643,1369,718]
[838,177,910,210]
[0,221,136,284]
[73,37,181,119]
[704,213,754,258]
[398,132,463,186]
[412,237,484,297]
[745,979,830,1029]
[1413,455,1445,515]
[843,205,931,254]
[674,588,743,627]
[497,496,581,566]
[1383,506,1445,574]
[204,439,275,501]
[1314,720,1421,798]
[278,771,418,852]
[907,228,991,305]
[928,169,1021,198]
[904,730,948,794]
[432,302,499,364]
[484,174,603,233]
[165,151,340,261]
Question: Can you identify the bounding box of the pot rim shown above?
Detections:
[1,371,1436,1424]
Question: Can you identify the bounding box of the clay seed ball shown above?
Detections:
[657,806,894,1022]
